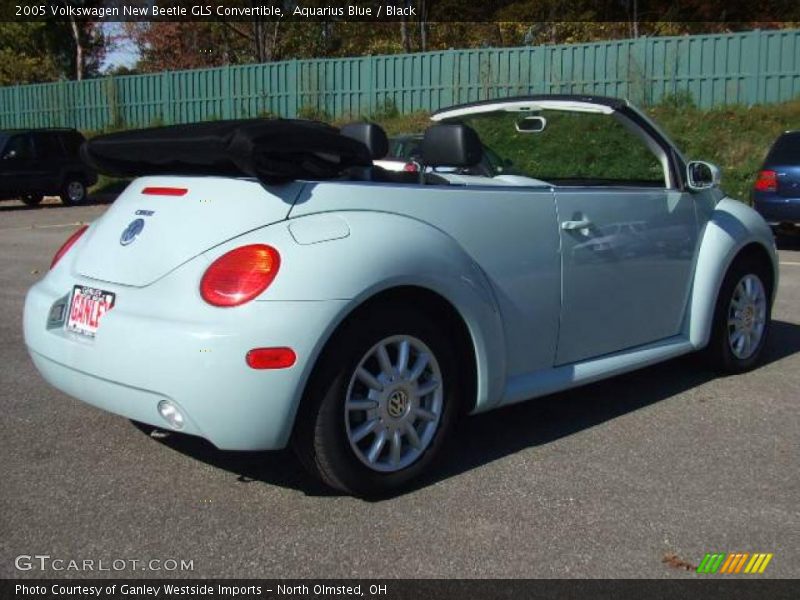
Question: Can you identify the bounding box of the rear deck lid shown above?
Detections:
[74,176,302,287]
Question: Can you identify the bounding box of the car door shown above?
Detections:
[548,107,702,365]
[32,132,66,191]
[555,186,699,364]
[0,133,39,194]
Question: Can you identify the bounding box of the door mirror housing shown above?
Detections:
[686,160,721,191]
[515,116,547,133]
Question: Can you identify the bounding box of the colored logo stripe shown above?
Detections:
[697,552,773,574]
[697,553,726,573]
[744,553,773,574]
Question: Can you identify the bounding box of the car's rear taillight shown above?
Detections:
[50,224,89,269]
[200,244,280,307]
[403,161,419,173]
[754,170,778,192]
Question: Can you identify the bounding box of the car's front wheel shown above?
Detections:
[294,305,459,496]
[60,178,87,206]
[705,255,772,373]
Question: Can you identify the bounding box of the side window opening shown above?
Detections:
[4,134,34,160]
[453,110,670,188]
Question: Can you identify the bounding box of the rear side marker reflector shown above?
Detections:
[246,347,297,369]
[141,187,188,196]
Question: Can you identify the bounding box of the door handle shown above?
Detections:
[561,218,593,231]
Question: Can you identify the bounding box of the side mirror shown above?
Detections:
[686,160,721,191]
[515,116,547,133]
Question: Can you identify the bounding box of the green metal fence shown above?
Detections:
[1,28,798,131]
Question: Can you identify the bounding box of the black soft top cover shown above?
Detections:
[81,119,372,184]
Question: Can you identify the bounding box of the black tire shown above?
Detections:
[21,194,43,206]
[60,177,88,206]
[704,256,773,373]
[293,304,461,497]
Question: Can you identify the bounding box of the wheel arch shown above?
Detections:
[308,286,480,416]
[61,170,87,185]
[287,280,507,451]
[687,197,778,349]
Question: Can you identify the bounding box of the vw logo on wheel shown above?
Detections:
[387,389,408,418]
[120,218,145,246]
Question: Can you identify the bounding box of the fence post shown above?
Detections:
[746,29,763,106]
[161,71,171,124]
[13,85,21,128]
[367,55,374,116]
[223,65,233,119]
[630,35,649,105]
[289,60,299,118]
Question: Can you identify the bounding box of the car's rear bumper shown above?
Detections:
[753,195,800,226]
[23,273,346,451]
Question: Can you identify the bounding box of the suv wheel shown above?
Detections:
[61,178,87,206]
[21,194,43,206]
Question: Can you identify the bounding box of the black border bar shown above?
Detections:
[2,0,799,22]
[3,579,800,600]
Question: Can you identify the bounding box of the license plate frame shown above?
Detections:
[66,285,116,338]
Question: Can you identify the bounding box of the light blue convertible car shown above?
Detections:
[24,95,778,495]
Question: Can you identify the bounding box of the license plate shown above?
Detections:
[66,285,116,338]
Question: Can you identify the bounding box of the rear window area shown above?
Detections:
[766,132,800,165]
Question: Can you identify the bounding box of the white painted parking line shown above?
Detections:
[780,261,800,266]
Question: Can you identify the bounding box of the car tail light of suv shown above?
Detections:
[200,244,281,307]
[50,224,89,269]
[754,169,778,192]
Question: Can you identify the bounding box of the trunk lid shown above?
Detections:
[775,165,800,198]
[74,176,303,287]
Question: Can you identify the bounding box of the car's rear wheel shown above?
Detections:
[21,194,43,206]
[60,177,87,206]
[293,305,459,497]
[705,256,772,373]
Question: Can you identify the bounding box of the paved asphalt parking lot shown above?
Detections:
[1,197,798,579]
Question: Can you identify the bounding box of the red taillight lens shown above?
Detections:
[50,224,89,269]
[246,347,297,369]
[403,161,419,172]
[200,244,280,307]
[754,170,777,192]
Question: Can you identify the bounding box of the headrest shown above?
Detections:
[340,122,389,160]
[421,124,482,167]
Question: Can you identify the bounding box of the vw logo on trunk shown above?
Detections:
[120,218,145,246]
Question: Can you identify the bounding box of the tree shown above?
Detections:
[0,22,60,86]
[46,1,107,81]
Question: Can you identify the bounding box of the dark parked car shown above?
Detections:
[753,131,800,233]
[0,128,97,206]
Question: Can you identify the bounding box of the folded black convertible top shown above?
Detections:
[80,119,372,184]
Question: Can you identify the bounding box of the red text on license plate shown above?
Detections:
[66,286,116,338]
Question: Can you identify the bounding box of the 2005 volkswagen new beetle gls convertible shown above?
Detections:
[24,95,778,496]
